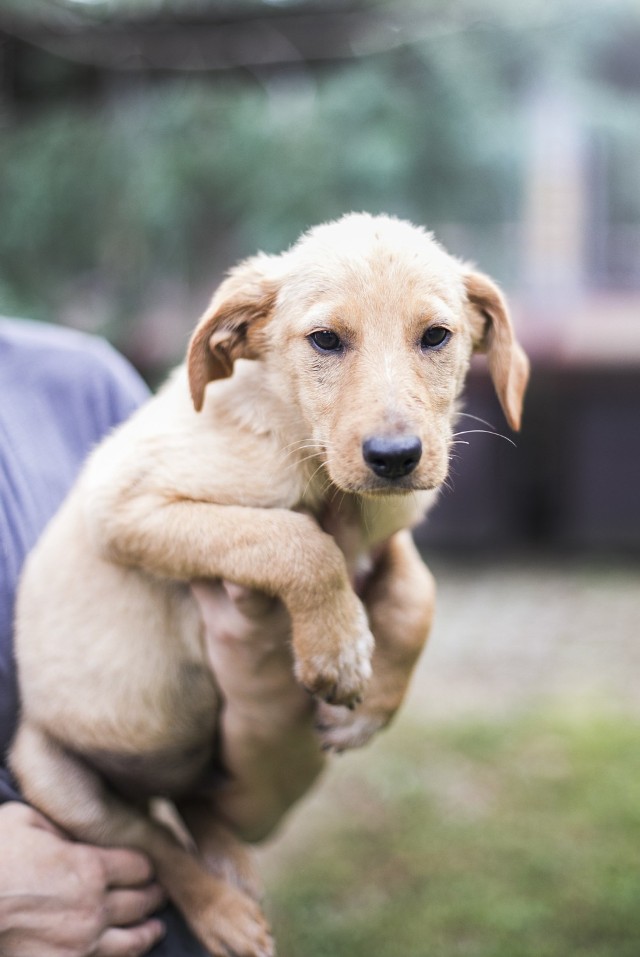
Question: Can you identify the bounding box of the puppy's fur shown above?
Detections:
[11,214,528,957]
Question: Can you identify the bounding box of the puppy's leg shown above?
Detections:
[190,581,326,844]
[177,798,263,902]
[317,530,435,751]
[11,721,274,957]
[95,496,373,707]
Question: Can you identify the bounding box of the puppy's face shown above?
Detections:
[188,214,529,497]
[265,222,479,494]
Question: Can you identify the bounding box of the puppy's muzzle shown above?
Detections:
[362,434,422,480]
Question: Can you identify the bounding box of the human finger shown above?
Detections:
[3,800,67,837]
[94,919,166,957]
[105,884,167,927]
[192,579,284,629]
[96,846,156,888]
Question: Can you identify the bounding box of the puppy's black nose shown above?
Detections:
[362,434,422,479]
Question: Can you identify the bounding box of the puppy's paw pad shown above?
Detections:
[297,640,373,709]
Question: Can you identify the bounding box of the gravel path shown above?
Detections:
[406,557,640,720]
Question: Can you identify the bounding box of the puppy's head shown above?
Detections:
[187,214,529,496]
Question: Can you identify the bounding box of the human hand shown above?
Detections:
[191,580,324,841]
[0,801,166,957]
[192,579,296,702]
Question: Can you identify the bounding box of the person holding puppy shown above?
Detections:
[0,318,185,956]
[0,318,313,956]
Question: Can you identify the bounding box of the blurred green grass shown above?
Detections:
[262,711,640,957]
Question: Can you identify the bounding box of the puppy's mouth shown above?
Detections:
[325,459,443,496]
[336,475,440,497]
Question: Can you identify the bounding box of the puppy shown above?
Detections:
[10,213,528,957]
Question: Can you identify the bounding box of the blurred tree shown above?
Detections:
[0,0,638,371]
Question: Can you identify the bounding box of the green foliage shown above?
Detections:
[1,0,640,353]
[0,14,529,333]
[265,711,640,957]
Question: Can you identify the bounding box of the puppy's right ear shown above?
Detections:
[187,255,279,411]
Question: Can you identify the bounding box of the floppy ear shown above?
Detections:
[464,270,530,431]
[187,255,279,412]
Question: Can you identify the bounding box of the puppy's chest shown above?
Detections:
[314,492,424,587]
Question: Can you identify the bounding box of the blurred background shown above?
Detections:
[1,0,639,552]
[1,1,639,954]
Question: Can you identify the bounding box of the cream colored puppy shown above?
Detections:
[11,213,528,957]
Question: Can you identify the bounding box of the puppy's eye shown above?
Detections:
[309,330,343,353]
[421,326,450,350]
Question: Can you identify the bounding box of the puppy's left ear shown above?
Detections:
[187,255,279,411]
[464,270,530,432]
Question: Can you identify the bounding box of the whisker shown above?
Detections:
[457,411,499,431]
[352,494,371,538]
[278,438,328,476]
[328,484,346,507]
[369,497,385,532]
[451,429,517,448]
[301,459,330,500]
[442,474,457,495]
[280,451,325,474]
[282,442,323,454]
[337,489,349,517]
[278,442,324,462]
[297,451,325,465]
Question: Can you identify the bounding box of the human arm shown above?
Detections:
[190,580,325,844]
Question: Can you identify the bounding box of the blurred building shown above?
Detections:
[423,75,640,554]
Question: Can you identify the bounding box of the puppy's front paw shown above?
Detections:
[293,602,374,709]
[315,700,387,752]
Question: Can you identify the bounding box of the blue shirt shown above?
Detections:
[0,318,150,798]
[0,319,207,955]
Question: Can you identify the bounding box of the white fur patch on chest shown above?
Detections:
[307,487,436,584]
